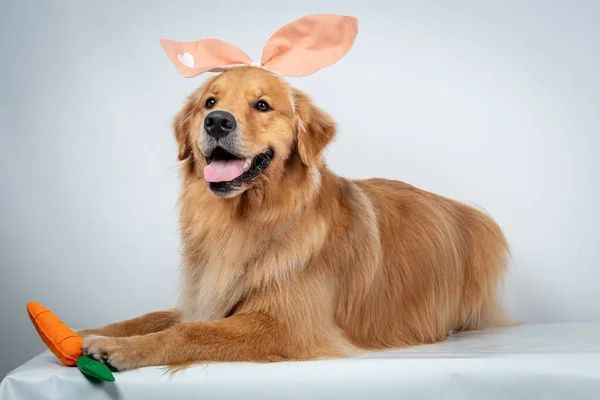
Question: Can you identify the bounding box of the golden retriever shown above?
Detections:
[79,66,512,371]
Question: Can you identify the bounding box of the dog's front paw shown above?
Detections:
[82,335,147,371]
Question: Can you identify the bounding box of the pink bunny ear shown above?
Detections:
[259,14,358,77]
[160,38,253,78]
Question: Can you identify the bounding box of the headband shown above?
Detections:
[160,14,358,78]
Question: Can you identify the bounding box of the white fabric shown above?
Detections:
[2,323,599,399]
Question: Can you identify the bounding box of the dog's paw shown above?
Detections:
[82,335,143,371]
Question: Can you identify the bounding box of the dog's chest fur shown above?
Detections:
[178,195,327,323]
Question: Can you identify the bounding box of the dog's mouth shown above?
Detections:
[203,147,273,194]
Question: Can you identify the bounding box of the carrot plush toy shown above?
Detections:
[26,301,115,382]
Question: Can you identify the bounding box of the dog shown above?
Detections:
[79,66,512,371]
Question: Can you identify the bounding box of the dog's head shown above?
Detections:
[174,66,335,198]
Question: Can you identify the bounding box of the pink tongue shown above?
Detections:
[204,159,248,183]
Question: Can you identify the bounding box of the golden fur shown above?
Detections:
[80,66,512,371]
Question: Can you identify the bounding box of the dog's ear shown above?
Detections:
[173,93,198,161]
[293,89,336,166]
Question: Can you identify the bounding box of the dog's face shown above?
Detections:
[174,66,336,198]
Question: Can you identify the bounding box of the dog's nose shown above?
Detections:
[204,111,237,139]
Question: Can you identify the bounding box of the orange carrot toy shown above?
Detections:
[26,301,115,382]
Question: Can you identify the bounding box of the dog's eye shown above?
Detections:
[205,97,216,109]
[255,100,271,112]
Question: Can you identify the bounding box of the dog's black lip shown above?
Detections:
[206,147,274,193]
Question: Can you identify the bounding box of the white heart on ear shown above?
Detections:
[177,53,195,68]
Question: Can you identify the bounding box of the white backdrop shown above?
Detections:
[1,0,599,379]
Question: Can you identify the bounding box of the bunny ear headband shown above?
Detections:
[160,14,358,78]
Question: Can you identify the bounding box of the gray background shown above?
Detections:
[1,0,598,379]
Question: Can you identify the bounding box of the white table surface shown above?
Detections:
[2,322,599,400]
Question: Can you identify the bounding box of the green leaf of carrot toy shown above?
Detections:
[76,355,115,382]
